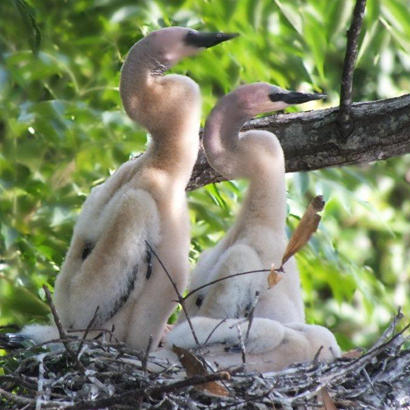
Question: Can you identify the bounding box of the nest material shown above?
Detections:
[0,316,409,410]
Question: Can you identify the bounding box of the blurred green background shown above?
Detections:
[0,0,409,351]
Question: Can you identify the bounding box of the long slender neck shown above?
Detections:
[204,100,286,231]
[120,43,160,121]
[120,43,200,183]
[203,95,247,179]
[237,153,286,232]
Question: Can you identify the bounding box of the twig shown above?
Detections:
[313,346,324,363]
[337,0,367,138]
[318,323,409,386]
[137,335,153,410]
[42,285,84,371]
[67,327,116,336]
[35,353,47,410]
[75,306,99,358]
[0,374,37,390]
[142,335,153,374]
[42,286,67,341]
[373,307,403,348]
[68,371,230,409]
[183,269,270,302]
[245,291,260,342]
[235,324,246,365]
[148,371,230,395]
[0,387,35,405]
[145,241,200,346]
[204,318,227,345]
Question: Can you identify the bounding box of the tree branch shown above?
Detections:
[338,0,367,137]
[187,94,410,191]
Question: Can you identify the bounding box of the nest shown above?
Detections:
[0,313,408,409]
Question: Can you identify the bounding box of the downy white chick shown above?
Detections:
[21,27,237,351]
[164,83,340,371]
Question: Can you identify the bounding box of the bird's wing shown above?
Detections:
[54,186,160,330]
[191,243,266,319]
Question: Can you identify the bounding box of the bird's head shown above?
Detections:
[142,27,238,69]
[231,82,326,117]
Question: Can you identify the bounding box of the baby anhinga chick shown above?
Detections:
[183,83,325,323]
[21,27,237,351]
[165,83,340,371]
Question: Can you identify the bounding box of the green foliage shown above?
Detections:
[0,0,409,351]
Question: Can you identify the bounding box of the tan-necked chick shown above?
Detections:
[21,27,237,351]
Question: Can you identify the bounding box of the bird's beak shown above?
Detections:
[270,91,326,104]
[184,31,239,48]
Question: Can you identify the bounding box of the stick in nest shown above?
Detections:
[42,285,84,371]
[145,240,200,346]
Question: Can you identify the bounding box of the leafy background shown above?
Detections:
[0,0,409,351]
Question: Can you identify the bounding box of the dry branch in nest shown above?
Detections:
[0,313,408,409]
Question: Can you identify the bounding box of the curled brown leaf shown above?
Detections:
[172,345,230,397]
[281,195,325,268]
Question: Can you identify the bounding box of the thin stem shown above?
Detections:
[183,269,270,301]
[145,241,200,346]
[245,291,259,342]
[75,306,99,358]
[42,285,84,371]
[235,324,246,365]
[142,335,153,374]
[204,318,227,345]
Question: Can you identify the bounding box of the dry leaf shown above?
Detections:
[320,387,337,410]
[173,345,207,376]
[173,345,229,397]
[267,264,283,289]
[281,195,325,268]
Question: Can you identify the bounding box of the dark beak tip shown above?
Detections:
[185,31,239,48]
[223,32,240,39]
[213,32,240,45]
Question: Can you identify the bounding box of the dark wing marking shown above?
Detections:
[82,242,94,261]
[103,263,139,324]
[145,248,153,279]
[195,294,204,307]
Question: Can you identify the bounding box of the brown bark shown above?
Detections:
[187,93,410,191]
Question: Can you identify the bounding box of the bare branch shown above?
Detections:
[68,371,231,409]
[42,285,84,370]
[187,94,410,191]
[245,291,259,342]
[204,318,227,345]
[0,387,35,405]
[338,0,367,137]
[75,306,99,358]
[234,324,246,365]
[141,335,153,374]
[148,371,231,395]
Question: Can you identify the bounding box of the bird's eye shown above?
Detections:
[81,242,94,261]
